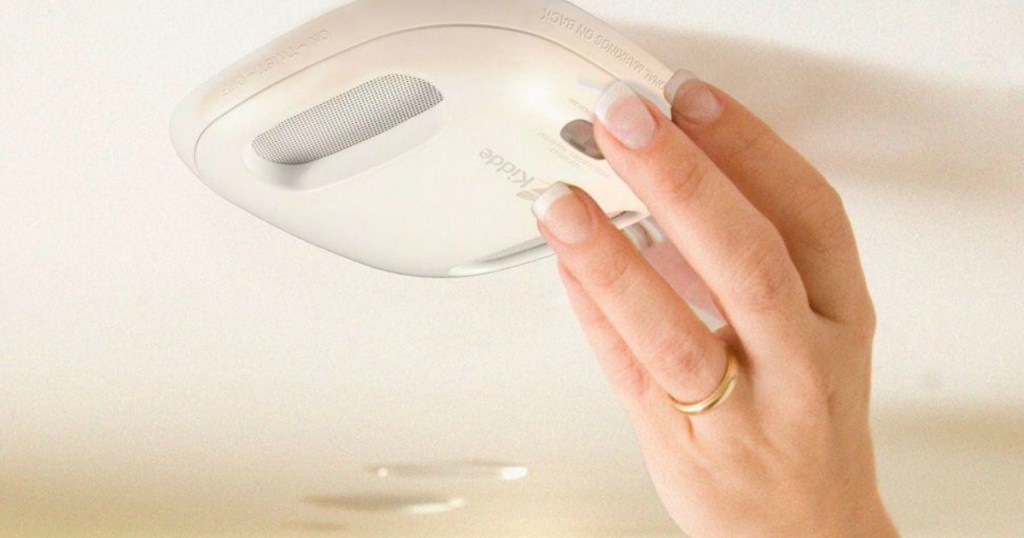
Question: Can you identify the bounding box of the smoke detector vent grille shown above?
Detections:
[252,74,444,165]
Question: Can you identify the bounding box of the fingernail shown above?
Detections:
[664,69,723,125]
[594,81,658,149]
[531,182,595,245]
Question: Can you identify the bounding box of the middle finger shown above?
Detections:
[592,81,812,355]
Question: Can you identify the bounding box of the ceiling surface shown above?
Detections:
[1,1,1022,536]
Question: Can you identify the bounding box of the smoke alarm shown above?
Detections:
[171,0,672,277]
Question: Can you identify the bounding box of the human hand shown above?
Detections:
[532,71,898,537]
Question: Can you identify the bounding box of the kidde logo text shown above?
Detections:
[478,148,550,201]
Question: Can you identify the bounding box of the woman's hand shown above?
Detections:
[532,71,898,537]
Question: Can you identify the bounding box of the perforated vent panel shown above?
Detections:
[252,74,444,165]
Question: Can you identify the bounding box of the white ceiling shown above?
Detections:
[1,1,1022,536]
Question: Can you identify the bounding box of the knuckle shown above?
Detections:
[653,148,712,206]
[730,234,799,313]
[793,182,857,257]
[586,249,636,294]
[648,338,704,382]
[722,126,784,174]
[863,299,878,336]
[848,296,878,343]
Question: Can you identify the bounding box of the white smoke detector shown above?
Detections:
[171,0,671,277]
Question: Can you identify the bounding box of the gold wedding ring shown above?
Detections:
[669,350,740,416]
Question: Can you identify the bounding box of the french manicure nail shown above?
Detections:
[664,69,723,125]
[663,69,697,104]
[531,182,595,245]
[594,81,658,150]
